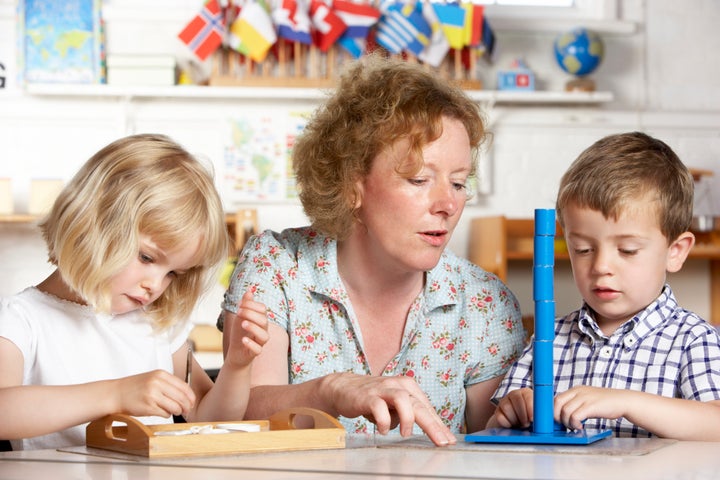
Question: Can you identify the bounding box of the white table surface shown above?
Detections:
[1,434,719,479]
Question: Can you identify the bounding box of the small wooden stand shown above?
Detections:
[565,77,595,92]
[86,407,345,458]
[208,45,483,90]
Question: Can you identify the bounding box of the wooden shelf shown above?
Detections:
[470,216,720,324]
[24,83,614,105]
[1,212,255,254]
[0,214,38,223]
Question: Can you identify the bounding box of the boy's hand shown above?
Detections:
[223,290,269,369]
[487,387,534,429]
[554,385,624,431]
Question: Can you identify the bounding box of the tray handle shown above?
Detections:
[86,413,154,451]
[268,407,344,431]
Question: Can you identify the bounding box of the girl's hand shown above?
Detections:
[116,370,195,418]
[223,290,270,369]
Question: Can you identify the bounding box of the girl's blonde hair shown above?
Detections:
[293,53,488,240]
[40,133,228,330]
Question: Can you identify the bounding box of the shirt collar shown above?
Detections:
[305,235,459,311]
[577,284,677,345]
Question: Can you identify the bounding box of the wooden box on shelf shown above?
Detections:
[469,216,565,283]
[469,215,720,325]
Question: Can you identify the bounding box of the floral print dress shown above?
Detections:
[220,227,526,435]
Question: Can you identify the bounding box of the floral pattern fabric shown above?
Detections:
[221,227,526,434]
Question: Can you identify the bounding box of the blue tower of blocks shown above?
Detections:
[465,209,611,445]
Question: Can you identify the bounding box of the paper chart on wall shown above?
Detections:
[223,111,309,205]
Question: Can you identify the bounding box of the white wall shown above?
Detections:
[1,0,719,323]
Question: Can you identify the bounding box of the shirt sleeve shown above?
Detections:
[0,297,34,362]
[490,337,534,404]
[218,230,293,333]
[679,324,720,402]
[458,262,528,387]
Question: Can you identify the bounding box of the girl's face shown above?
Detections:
[562,200,680,332]
[354,116,472,274]
[108,234,201,315]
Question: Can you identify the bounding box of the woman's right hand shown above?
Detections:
[115,370,195,419]
[321,372,457,446]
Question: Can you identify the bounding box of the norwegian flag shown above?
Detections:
[178,0,226,61]
[309,0,347,52]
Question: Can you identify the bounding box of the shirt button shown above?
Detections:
[600,346,613,358]
[624,337,636,347]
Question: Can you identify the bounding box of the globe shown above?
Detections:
[553,27,604,77]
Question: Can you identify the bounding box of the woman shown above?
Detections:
[219,54,526,446]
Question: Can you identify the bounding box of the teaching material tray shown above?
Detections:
[86,407,345,457]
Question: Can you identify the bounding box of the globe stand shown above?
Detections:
[565,77,596,92]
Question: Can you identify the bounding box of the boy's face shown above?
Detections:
[562,199,676,331]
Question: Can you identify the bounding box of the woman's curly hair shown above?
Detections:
[292,53,488,240]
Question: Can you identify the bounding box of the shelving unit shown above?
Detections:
[24,83,614,105]
[470,216,720,325]
[1,212,254,254]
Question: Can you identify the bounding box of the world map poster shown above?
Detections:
[19,0,104,84]
[223,110,310,204]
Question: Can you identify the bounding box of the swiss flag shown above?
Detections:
[178,0,226,61]
[309,0,346,52]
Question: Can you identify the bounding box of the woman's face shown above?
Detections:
[355,116,472,274]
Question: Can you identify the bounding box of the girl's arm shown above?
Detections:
[191,291,269,422]
[0,337,195,440]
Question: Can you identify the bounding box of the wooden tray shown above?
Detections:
[86,407,345,458]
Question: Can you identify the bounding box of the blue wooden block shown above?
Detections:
[464,208,611,446]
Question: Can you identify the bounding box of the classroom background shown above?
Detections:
[0,0,718,343]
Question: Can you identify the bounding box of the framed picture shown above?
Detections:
[18,0,104,84]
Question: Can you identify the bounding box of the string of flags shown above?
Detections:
[178,0,495,68]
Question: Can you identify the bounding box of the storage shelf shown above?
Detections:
[24,84,614,105]
[0,214,38,223]
[470,216,720,324]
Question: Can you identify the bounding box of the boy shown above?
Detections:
[487,131,720,440]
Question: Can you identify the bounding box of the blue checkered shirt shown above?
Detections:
[491,285,720,437]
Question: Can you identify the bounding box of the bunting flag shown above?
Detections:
[178,0,226,61]
[374,4,406,53]
[375,2,430,56]
[400,2,431,56]
[333,0,380,58]
[309,0,347,52]
[417,0,448,67]
[431,2,466,50]
[337,37,365,57]
[480,15,496,59]
[229,0,278,62]
[462,3,483,47]
[332,0,380,38]
[273,0,313,44]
